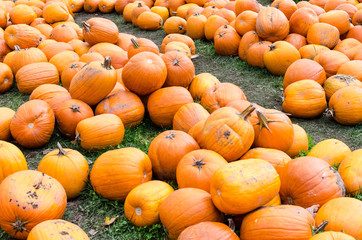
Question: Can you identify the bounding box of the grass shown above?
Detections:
[0,10,361,240]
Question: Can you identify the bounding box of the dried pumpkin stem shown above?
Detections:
[103,56,112,69]
[165,132,176,139]
[192,157,206,171]
[75,133,81,143]
[70,63,78,69]
[239,104,256,120]
[131,38,140,48]
[82,22,90,32]
[269,45,276,51]
[57,142,67,156]
[10,217,28,234]
[256,109,280,132]
[172,58,180,66]
[313,220,329,235]
[14,45,21,51]
[70,104,81,112]
[227,217,235,232]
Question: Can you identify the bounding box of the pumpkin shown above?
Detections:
[176,149,228,192]
[289,7,319,36]
[314,50,350,77]
[186,13,207,39]
[70,57,116,106]
[283,59,326,89]
[161,34,196,55]
[148,130,200,180]
[279,156,345,208]
[15,62,59,94]
[99,0,116,13]
[55,99,94,139]
[238,30,260,60]
[309,231,356,240]
[318,10,351,35]
[352,8,362,25]
[164,16,187,34]
[164,41,192,58]
[315,197,362,239]
[256,7,289,42]
[49,51,80,75]
[82,17,119,45]
[60,62,86,90]
[50,24,79,43]
[0,63,13,94]
[284,33,307,50]
[27,219,89,240]
[162,51,195,87]
[201,5,219,18]
[35,24,53,39]
[151,6,169,22]
[188,73,220,100]
[282,80,327,118]
[246,41,272,68]
[204,15,229,41]
[307,23,340,49]
[127,38,159,59]
[346,25,362,42]
[29,84,68,102]
[179,222,240,240]
[240,205,316,240]
[147,87,194,127]
[88,43,128,69]
[235,0,260,15]
[10,100,55,149]
[116,32,135,51]
[337,60,362,81]
[79,52,104,63]
[123,2,138,22]
[124,180,174,227]
[328,86,362,125]
[122,51,167,96]
[263,41,301,76]
[159,188,223,240]
[285,124,309,158]
[137,11,163,30]
[210,159,280,214]
[9,4,37,25]
[338,149,362,194]
[0,141,27,184]
[234,11,257,36]
[177,3,198,18]
[75,114,124,150]
[0,108,15,141]
[271,0,298,19]
[173,103,209,132]
[0,170,67,239]
[84,0,101,12]
[69,0,85,12]
[0,40,11,63]
[41,42,74,60]
[241,148,291,175]
[38,143,89,199]
[201,105,256,162]
[90,147,152,200]
[324,75,362,101]
[307,139,351,166]
[95,90,145,128]
[8,46,48,75]
[188,119,205,147]
[214,25,241,56]
[298,44,330,60]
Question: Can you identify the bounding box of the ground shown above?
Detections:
[0,10,361,240]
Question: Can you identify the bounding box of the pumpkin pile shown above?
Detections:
[0,0,361,239]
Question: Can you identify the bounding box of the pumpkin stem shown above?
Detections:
[194,12,200,16]
[227,217,235,232]
[239,104,256,120]
[172,58,180,66]
[326,108,334,118]
[165,132,176,140]
[286,196,294,205]
[269,45,276,51]
[10,217,28,234]
[57,142,67,156]
[333,74,356,83]
[178,25,184,30]
[137,2,142,7]
[14,45,21,51]
[70,104,81,112]
[313,220,329,235]
[70,63,78,69]
[131,38,140,48]
[255,109,281,133]
[103,56,112,69]
[75,132,81,143]
[82,22,90,32]
[192,157,206,171]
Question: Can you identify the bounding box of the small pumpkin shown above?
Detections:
[246,41,272,68]
[137,11,163,30]
[4,24,43,50]
[188,73,220,100]
[204,15,229,41]
[49,50,80,75]
[82,17,119,45]
[42,2,70,24]
[0,141,27,184]
[284,33,307,50]
[186,13,207,39]
[338,149,362,194]
[214,25,241,56]
[307,139,351,166]
[234,10,258,36]
[238,30,260,61]
[61,62,86,90]
[255,7,289,42]
[164,16,187,34]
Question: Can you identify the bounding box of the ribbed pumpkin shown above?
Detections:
[238,30,260,60]
[89,43,128,69]
[164,16,187,34]
[235,0,260,16]
[15,62,59,94]
[60,62,86,90]
[176,149,227,192]
[255,7,289,42]
[188,73,220,100]
[271,0,298,19]
[99,0,116,13]
[179,222,240,240]
[159,188,223,240]
[148,130,200,180]
[201,105,255,162]
[214,25,241,56]
[122,51,167,96]
[79,52,104,63]
[309,231,356,240]
[289,7,319,36]
[282,80,327,118]
[334,38,361,61]
[241,148,291,174]
[201,82,247,113]
[124,180,174,227]
[0,108,15,141]
[284,33,307,50]
[263,41,301,76]
[82,17,119,45]
[161,34,196,55]
[42,2,70,24]
[75,114,124,150]
[49,51,80,75]
[307,23,340,49]
[328,86,362,125]
[147,87,194,127]
[4,24,43,50]
[0,141,27,184]
[41,42,74,60]
[8,46,48,75]
[319,10,351,35]
[27,220,89,240]
[35,24,53,39]
[186,13,207,39]
[10,100,55,149]
[0,170,67,239]
[283,59,326,89]
[151,6,169,22]
[38,143,89,199]
[0,63,13,94]
[9,4,37,25]
[307,139,351,166]
[337,60,362,81]
[246,41,272,68]
[29,84,68,103]
[173,103,209,132]
[90,147,152,200]
[234,10,258,36]
[204,15,229,41]
[70,57,116,106]
[95,90,145,128]
[84,0,101,12]
[298,44,329,60]
[315,197,362,239]
[314,50,350,77]
[68,39,90,56]
[338,149,362,194]
[285,124,309,158]
[54,99,93,139]
[210,159,280,214]
[188,119,205,147]
[240,205,316,240]
[279,156,345,208]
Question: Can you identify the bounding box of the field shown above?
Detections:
[0,9,361,240]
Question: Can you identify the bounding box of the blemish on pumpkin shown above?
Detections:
[60,231,69,235]
[224,131,231,139]
[135,207,142,216]
[28,123,34,129]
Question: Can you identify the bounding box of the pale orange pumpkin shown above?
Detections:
[173,103,210,133]
[307,139,351,166]
[285,124,309,158]
[0,141,28,184]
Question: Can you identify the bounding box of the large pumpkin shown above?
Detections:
[210,159,280,214]
[0,141,27,184]
[0,170,67,239]
[179,222,240,240]
[314,50,350,77]
[307,139,351,166]
[10,100,55,149]
[279,156,345,208]
[338,149,362,194]
[90,147,152,200]
[240,205,316,240]
[173,102,209,133]
[255,7,289,42]
[148,130,200,180]
[7,46,47,75]
[159,188,223,240]
[124,180,174,227]
[82,17,119,45]
[75,114,124,150]
[0,107,15,141]
[38,143,89,199]
[337,60,362,82]
[306,23,340,49]
[188,73,220,100]
[4,24,43,50]
[214,24,241,56]
[289,7,319,36]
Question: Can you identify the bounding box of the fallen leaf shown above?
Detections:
[42,149,53,155]
[25,152,38,159]
[104,215,119,226]
[88,229,98,236]
[191,54,200,59]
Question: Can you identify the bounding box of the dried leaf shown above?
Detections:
[306,204,320,218]
[190,54,200,59]
[25,151,38,159]
[104,216,119,226]
[42,149,53,155]
[88,229,98,236]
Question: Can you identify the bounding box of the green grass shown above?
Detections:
[0,10,361,240]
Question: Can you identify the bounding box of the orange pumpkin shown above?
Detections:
[307,23,340,49]
[334,38,362,61]
[0,108,15,141]
[179,222,240,240]
[84,0,101,12]
[338,149,362,194]
[0,170,67,239]
[90,147,152,200]
[188,73,220,100]
[50,24,79,42]
[137,11,163,30]
[162,51,195,87]
[238,30,260,61]
[41,42,74,60]
[60,62,86,90]
[271,0,298,19]
[116,32,136,51]
[49,50,80,75]
[82,17,119,45]
[161,33,196,55]
[0,141,27,183]
[214,25,241,56]
[235,0,260,15]
[0,63,13,94]
[246,41,272,68]
[68,39,90,56]
[9,4,37,25]
[188,119,205,147]
[42,2,70,24]
[29,84,68,102]
[234,10,258,36]
[164,16,187,34]
[285,124,309,158]
[173,103,209,132]
[8,46,48,75]
[337,60,362,81]
[290,8,320,35]
[98,0,116,13]
[323,74,362,100]
[314,50,350,77]
[298,44,329,60]
[310,231,356,240]
[186,13,207,39]
[284,33,307,50]
[204,15,229,41]
[255,7,289,42]
[307,139,351,166]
